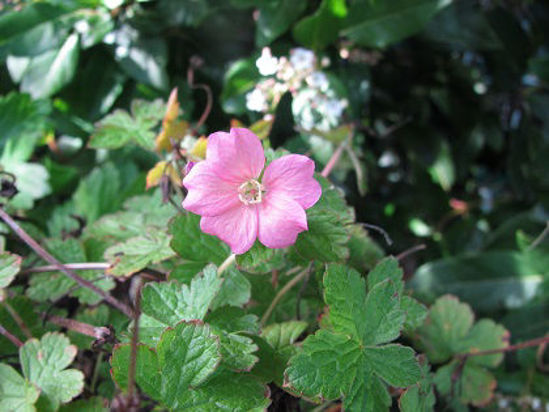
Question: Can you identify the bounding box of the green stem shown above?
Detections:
[217,254,236,276]
[261,267,310,327]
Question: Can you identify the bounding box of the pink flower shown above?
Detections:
[182,128,321,254]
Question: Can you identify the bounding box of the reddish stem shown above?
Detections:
[2,301,32,339]
[0,208,133,318]
[459,335,549,358]
[42,314,111,340]
[321,142,345,178]
[0,323,23,347]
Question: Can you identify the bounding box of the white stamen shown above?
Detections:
[238,179,264,205]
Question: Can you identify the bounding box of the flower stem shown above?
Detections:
[0,207,134,318]
[261,267,310,327]
[217,254,236,276]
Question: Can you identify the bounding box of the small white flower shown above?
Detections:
[256,47,278,76]
[323,98,347,119]
[115,45,129,59]
[307,71,329,91]
[290,48,316,71]
[74,20,90,34]
[246,88,268,112]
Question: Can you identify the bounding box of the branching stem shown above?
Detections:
[0,207,134,318]
[458,335,549,359]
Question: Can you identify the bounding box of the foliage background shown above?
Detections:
[0,0,547,410]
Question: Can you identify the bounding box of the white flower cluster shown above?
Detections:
[246,47,348,132]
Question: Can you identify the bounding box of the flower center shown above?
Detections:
[238,179,264,205]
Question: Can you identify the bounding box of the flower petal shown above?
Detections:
[207,128,265,182]
[258,191,307,249]
[262,154,321,209]
[200,205,259,254]
[182,161,240,216]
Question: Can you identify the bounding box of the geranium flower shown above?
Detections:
[182,128,321,254]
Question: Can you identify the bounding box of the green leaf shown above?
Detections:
[456,319,509,368]
[139,265,222,345]
[236,241,286,274]
[2,161,51,210]
[211,267,251,309]
[0,252,21,289]
[434,360,496,407]
[157,322,221,404]
[58,396,108,412]
[417,296,511,365]
[294,208,349,262]
[401,296,428,333]
[415,295,474,363]
[115,35,168,90]
[210,330,259,372]
[347,224,384,273]
[410,251,547,312]
[254,321,308,384]
[293,0,348,50]
[256,0,307,47]
[0,92,50,156]
[221,57,260,115]
[423,1,502,50]
[398,360,435,412]
[90,99,164,150]
[86,191,175,244]
[0,3,74,58]
[367,256,403,293]
[73,162,122,224]
[0,297,58,353]
[105,229,175,277]
[285,264,420,409]
[20,333,84,410]
[0,363,40,412]
[206,306,259,335]
[18,33,80,99]
[169,213,229,267]
[342,0,451,48]
[112,322,269,410]
[110,344,162,400]
[428,140,455,191]
[261,321,307,350]
[325,264,404,345]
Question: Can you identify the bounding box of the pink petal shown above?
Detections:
[206,128,265,182]
[262,154,322,209]
[200,205,259,254]
[258,190,308,249]
[182,161,241,216]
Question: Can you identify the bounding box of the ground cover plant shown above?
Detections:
[0,0,547,411]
